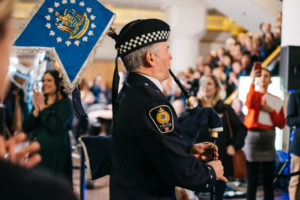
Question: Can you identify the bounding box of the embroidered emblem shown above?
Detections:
[54,8,90,39]
[156,107,170,124]
[149,105,174,133]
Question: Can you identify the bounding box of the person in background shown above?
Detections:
[203,64,213,74]
[260,22,272,35]
[231,98,245,123]
[71,79,93,140]
[80,79,95,105]
[243,35,253,54]
[91,75,103,102]
[286,90,300,200]
[263,32,276,59]
[241,53,252,75]
[23,70,74,187]
[92,75,112,105]
[273,24,281,47]
[0,0,77,199]
[243,67,286,200]
[226,60,242,96]
[196,56,205,74]
[251,35,264,62]
[4,83,29,135]
[196,74,247,200]
[172,99,185,117]
[222,52,233,77]
[232,43,242,61]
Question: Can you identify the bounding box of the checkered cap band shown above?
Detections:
[117,30,170,56]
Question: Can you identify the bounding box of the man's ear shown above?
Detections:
[144,51,155,68]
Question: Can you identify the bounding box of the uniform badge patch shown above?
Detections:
[149,105,174,133]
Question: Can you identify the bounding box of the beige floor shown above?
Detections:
[72,152,110,200]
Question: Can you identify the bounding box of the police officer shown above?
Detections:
[110,19,227,200]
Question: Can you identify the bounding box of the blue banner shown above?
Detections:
[14,0,115,92]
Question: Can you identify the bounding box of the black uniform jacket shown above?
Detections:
[287,90,300,156]
[0,160,77,200]
[110,73,216,200]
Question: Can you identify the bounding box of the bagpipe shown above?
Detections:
[79,69,223,181]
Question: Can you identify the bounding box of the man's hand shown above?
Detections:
[190,142,219,161]
[208,160,228,183]
[0,133,41,168]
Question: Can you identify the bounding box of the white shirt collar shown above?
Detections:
[139,73,163,92]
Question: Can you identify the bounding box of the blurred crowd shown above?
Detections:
[172,12,282,105]
[3,13,282,142]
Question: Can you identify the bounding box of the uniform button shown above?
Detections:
[210,175,213,179]
[206,184,209,188]
[208,166,211,170]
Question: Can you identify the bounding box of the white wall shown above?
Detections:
[205,0,278,32]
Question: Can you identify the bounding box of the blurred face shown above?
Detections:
[42,73,57,95]
[232,61,242,74]
[222,56,231,67]
[276,13,282,22]
[262,23,271,33]
[200,77,217,98]
[0,19,13,95]
[217,48,224,58]
[203,65,212,74]
[238,34,245,45]
[196,57,204,68]
[232,98,242,114]
[233,45,242,59]
[241,55,250,68]
[153,42,172,81]
[193,71,201,79]
[245,37,252,50]
[258,69,271,88]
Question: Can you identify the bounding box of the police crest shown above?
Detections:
[149,105,174,134]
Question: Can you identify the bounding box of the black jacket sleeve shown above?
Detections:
[137,102,216,192]
[287,92,300,128]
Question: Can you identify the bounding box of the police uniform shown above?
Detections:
[109,19,216,200]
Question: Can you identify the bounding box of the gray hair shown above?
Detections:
[121,43,159,72]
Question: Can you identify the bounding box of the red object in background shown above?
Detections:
[254,61,262,76]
